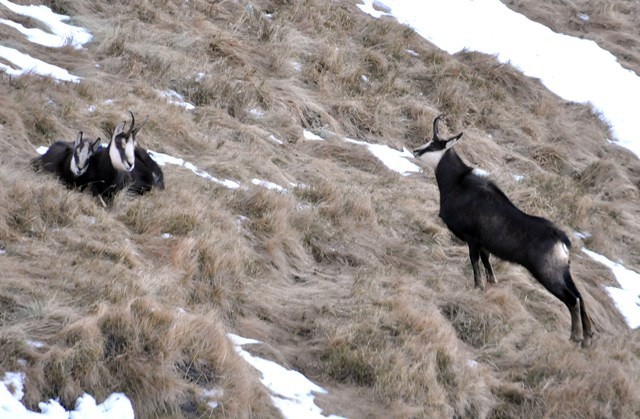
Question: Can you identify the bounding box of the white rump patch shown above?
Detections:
[554,242,570,262]
[472,168,489,177]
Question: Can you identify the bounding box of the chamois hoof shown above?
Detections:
[581,335,593,348]
[474,283,485,291]
[569,334,582,345]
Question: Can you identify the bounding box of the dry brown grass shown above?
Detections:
[1,0,640,417]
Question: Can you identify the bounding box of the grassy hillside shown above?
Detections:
[1,0,639,417]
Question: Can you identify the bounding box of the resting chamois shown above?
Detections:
[81,117,137,202]
[81,112,163,202]
[413,115,593,347]
[31,131,100,189]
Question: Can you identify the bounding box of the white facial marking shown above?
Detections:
[417,148,446,170]
[124,140,135,172]
[109,137,133,172]
[70,155,82,176]
[109,140,123,171]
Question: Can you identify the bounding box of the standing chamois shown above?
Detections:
[413,115,593,347]
[31,131,100,189]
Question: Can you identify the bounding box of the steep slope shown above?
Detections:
[1,0,639,417]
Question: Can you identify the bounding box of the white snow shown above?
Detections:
[228,334,344,419]
[268,134,284,145]
[157,90,195,111]
[201,388,222,410]
[26,340,45,349]
[582,249,640,329]
[344,138,421,176]
[0,372,134,419]
[577,13,590,22]
[0,0,92,48]
[251,178,288,193]
[303,131,420,176]
[358,0,640,158]
[0,1,91,82]
[147,150,241,189]
[574,230,592,240]
[0,46,80,82]
[303,130,324,141]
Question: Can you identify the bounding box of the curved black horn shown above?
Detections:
[128,111,136,134]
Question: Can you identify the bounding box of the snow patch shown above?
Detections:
[268,134,284,145]
[358,0,640,158]
[252,178,288,193]
[582,248,640,329]
[344,138,421,176]
[0,0,93,49]
[0,372,134,419]
[158,89,195,110]
[0,46,80,82]
[228,334,345,419]
[303,130,324,141]
[147,150,241,189]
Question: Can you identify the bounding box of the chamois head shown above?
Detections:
[70,131,101,176]
[109,111,148,172]
[412,115,463,169]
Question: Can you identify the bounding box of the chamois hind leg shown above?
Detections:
[468,242,484,290]
[541,272,583,344]
[564,269,594,347]
[480,249,497,284]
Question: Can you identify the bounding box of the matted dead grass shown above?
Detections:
[1,0,639,417]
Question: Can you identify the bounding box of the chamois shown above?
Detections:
[81,112,163,202]
[31,131,100,189]
[81,115,138,202]
[413,115,593,347]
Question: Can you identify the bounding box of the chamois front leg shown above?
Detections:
[468,242,484,290]
[480,249,497,284]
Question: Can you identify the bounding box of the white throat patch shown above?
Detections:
[417,148,446,170]
[70,155,83,176]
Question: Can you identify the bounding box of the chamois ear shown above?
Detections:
[91,138,101,152]
[445,132,463,149]
[132,115,149,136]
[73,131,83,148]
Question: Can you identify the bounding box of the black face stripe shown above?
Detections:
[73,141,87,170]
[413,140,447,156]
[114,135,128,159]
